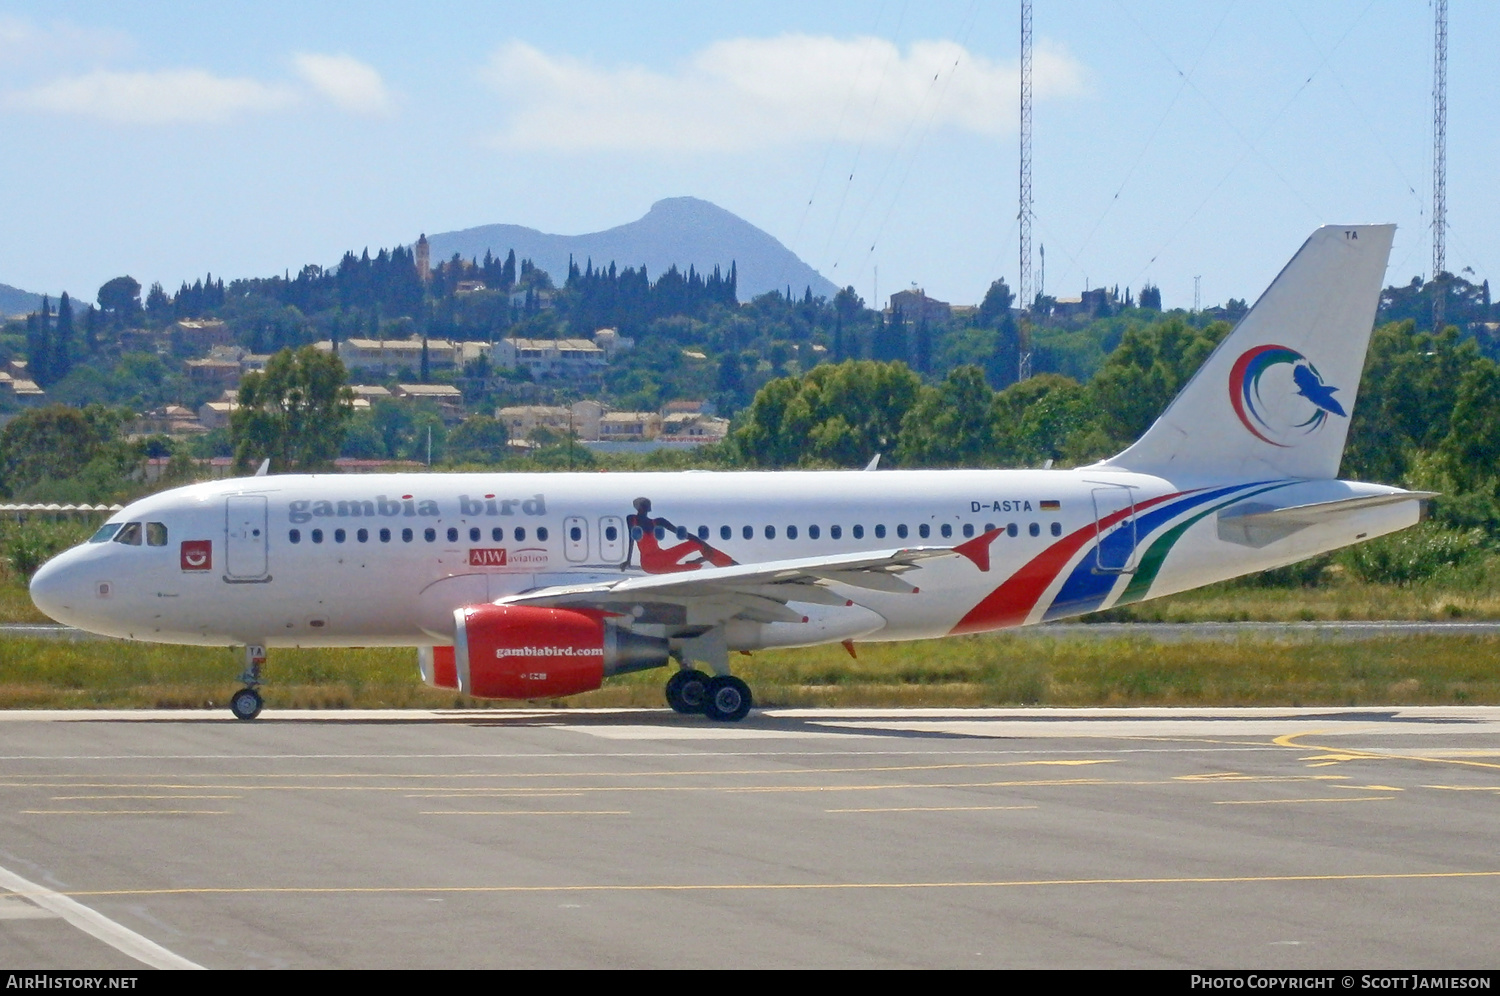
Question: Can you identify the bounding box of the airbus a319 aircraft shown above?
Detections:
[30,225,1430,722]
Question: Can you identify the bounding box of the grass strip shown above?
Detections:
[2,633,1498,711]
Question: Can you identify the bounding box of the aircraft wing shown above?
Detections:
[498,545,966,626]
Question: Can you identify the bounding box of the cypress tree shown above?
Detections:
[54,293,73,382]
[35,296,52,384]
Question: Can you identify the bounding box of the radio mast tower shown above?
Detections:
[1017,0,1034,381]
[1432,0,1448,331]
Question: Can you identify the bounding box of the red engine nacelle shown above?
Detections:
[418,604,670,700]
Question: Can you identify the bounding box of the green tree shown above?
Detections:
[1438,358,1500,493]
[0,404,129,499]
[53,292,73,383]
[895,365,997,467]
[446,414,509,465]
[732,359,922,468]
[1088,317,1226,448]
[97,276,142,325]
[231,346,354,473]
[993,373,1104,467]
[977,279,1014,329]
[1344,322,1478,485]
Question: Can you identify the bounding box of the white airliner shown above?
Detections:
[30,225,1430,722]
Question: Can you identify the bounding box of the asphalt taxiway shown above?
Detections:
[0,705,1497,969]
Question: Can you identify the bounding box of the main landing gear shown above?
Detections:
[229,644,266,721]
[665,668,752,722]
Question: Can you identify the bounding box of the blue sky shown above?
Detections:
[0,2,1491,312]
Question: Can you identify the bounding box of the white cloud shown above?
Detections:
[482,34,1086,153]
[8,68,296,124]
[293,52,391,115]
[0,14,133,71]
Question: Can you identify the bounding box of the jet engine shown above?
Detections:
[418,604,670,699]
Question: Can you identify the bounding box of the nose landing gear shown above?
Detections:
[229,644,266,721]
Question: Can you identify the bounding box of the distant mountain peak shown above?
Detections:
[0,281,44,318]
[426,199,836,302]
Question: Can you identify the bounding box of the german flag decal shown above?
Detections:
[1040,500,1061,512]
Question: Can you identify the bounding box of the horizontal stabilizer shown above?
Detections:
[1217,491,1436,548]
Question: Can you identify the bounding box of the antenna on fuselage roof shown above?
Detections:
[254,459,270,477]
[863,453,881,471]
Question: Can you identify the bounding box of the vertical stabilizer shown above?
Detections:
[1102,224,1394,481]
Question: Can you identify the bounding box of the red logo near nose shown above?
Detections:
[180,540,212,571]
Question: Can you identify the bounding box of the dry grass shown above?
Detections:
[3,632,1498,711]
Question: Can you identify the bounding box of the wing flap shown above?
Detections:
[496,546,955,628]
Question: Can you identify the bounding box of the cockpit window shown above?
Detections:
[89,524,122,543]
[145,522,168,547]
[113,522,143,545]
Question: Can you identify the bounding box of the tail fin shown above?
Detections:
[1102,224,1394,481]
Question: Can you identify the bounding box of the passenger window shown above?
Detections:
[145,522,168,546]
[89,524,122,543]
[380,528,391,543]
[962,523,974,538]
[631,526,643,541]
[113,522,143,545]
[447,527,459,542]
[809,524,820,540]
[357,528,369,543]
[608,525,620,542]
[1007,523,1018,537]
[312,529,323,544]
[787,525,798,540]
[875,524,886,539]
[470,527,480,542]
[831,525,842,540]
[515,527,526,542]
[401,528,413,543]
[537,527,549,541]
[918,524,930,539]
[764,525,776,540]
[742,525,753,540]
[852,525,864,540]
[492,527,503,542]
[1029,523,1040,537]
[1051,522,1062,536]
[425,528,437,542]
[289,529,301,544]
[985,523,995,533]
[720,525,732,541]
[697,525,708,540]
[676,525,687,540]
[334,528,346,543]
[897,524,908,539]
[940,524,952,539]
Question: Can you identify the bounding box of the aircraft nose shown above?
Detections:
[29,551,93,626]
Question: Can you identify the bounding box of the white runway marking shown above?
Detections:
[562,724,861,740]
[0,861,203,969]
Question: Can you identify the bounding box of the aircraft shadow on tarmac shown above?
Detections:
[68,706,1484,742]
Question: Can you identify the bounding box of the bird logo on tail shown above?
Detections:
[1229,344,1346,447]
